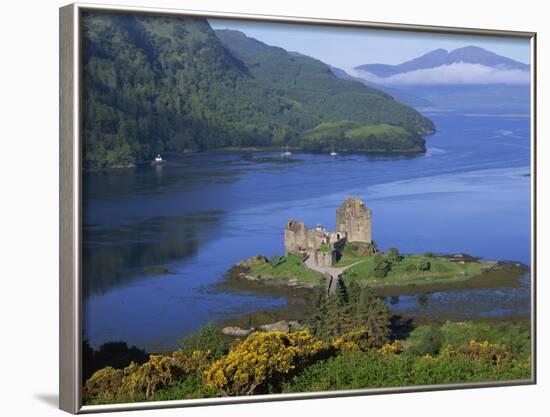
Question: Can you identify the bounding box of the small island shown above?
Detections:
[230,197,519,294]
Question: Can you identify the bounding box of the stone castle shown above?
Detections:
[284,197,373,268]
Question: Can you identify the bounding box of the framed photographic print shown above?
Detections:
[59,2,536,413]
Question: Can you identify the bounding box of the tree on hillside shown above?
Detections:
[353,286,391,347]
[307,279,329,338]
[308,279,390,347]
[322,279,353,338]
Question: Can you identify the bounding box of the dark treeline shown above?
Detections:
[83,341,149,382]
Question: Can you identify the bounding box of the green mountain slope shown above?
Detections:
[215,30,433,136]
[82,13,434,169]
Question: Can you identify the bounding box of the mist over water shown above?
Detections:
[83,110,531,351]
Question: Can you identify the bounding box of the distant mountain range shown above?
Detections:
[355,46,529,78]
[344,46,531,111]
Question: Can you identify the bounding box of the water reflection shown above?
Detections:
[83,211,225,296]
[154,164,163,180]
[386,273,531,319]
[417,294,429,308]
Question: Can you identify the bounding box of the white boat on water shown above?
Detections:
[330,144,338,156]
[281,145,292,157]
[152,154,165,165]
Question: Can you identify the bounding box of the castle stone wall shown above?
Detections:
[311,250,337,268]
[284,197,372,268]
[284,220,309,254]
[284,221,344,255]
[336,196,372,243]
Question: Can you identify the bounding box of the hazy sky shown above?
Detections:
[209,19,531,69]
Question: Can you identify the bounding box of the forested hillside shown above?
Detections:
[82,13,434,169]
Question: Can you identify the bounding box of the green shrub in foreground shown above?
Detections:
[407,325,445,356]
[283,350,530,393]
[439,321,531,359]
[177,322,228,358]
[408,322,531,360]
[86,374,218,405]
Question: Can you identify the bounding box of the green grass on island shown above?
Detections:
[241,254,324,285]
[236,247,491,290]
[338,248,487,288]
[301,121,425,153]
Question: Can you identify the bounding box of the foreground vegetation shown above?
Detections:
[83,281,531,404]
[284,346,530,393]
[85,323,530,404]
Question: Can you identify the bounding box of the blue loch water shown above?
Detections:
[83,110,532,351]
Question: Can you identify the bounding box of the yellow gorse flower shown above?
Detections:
[377,340,403,355]
[84,347,217,401]
[331,327,372,352]
[204,330,324,396]
[458,340,509,366]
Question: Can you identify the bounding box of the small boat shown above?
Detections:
[329,144,338,156]
[281,145,292,157]
[151,154,165,165]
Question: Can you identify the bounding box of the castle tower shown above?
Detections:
[336,196,372,243]
[284,219,308,255]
